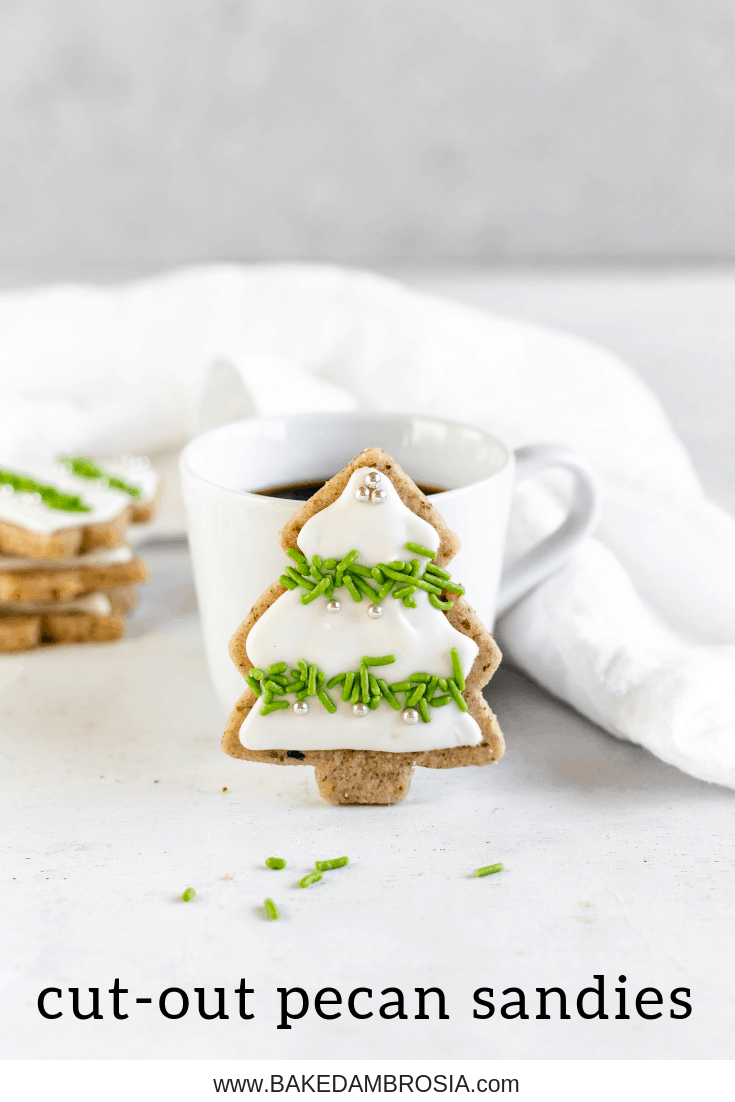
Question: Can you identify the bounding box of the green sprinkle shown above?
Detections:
[360,664,370,701]
[350,681,361,705]
[402,595,417,608]
[282,680,304,693]
[336,549,359,572]
[0,468,92,514]
[418,697,431,723]
[327,672,347,689]
[409,672,431,683]
[290,668,301,679]
[324,558,336,569]
[378,579,394,601]
[245,676,263,696]
[475,863,504,877]
[438,678,448,691]
[262,689,273,707]
[450,647,465,690]
[342,671,355,702]
[264,897,280,919]
[286,547,307,563]
[405,541,437,559]
[301,575,330,604]
[59,455,143,498]
[250,668,265,680]
[325,579,334,598]
[427,676,439,699]
[361,654,396,667]
[315,856,349,871]
[266,857,286,870]
[368,672,380,697]
[311,554,327,577]
[261,700,289,715]
[407,683,427,707]
[343,575,362,602]
[296,688,309,700]
[368,695,381,709]
[392,583,416,600]
[307,664,318,696]
[428,693,451,707]
[285,566,315,590]
[410,559,421,578]
[446,679,468,712]
[297,659,308,678]
[349,563,373,577]
[317,688,337,714]
[425,564,451,580]
[263,680,285,694]
[299,871,323,889]
[279,573,299,590]
[429,593,454,610]
[371,567,385,583]
[380,565,442,594]
[439,579,465,595]
[390,681,411,692]
[377,679,401,711]
[389,560,408,570]
[351,574,381,601]
[181,887,196,902]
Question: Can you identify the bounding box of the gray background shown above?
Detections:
[2,0,735,274]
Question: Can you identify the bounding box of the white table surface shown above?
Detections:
[2,269,734,1061]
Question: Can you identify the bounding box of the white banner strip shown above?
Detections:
[2,1060,731,1102]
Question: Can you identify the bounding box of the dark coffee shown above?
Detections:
[255,478,447,501]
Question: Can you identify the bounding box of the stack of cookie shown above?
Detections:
[0,455,160,653]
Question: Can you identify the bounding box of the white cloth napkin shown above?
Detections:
[1,264,733,788]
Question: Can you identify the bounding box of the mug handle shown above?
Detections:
[496,444,600,616]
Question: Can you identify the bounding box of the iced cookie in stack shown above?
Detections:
[0,455,159,653]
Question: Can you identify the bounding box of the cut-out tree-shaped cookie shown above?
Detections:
[223,448,504,805]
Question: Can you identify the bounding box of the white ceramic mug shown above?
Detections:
[181,412,599,710]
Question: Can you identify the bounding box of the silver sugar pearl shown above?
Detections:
[326,599,341,613]
[352,702,369,718]
[293,700,309,715]
[364,471,382,489]
[355,485,371,503]
[370,488,387,504]
[367,603,383,619]
[402,708,420,725]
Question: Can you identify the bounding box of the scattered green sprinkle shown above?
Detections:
[377,679,401,711]
[0,468,92,514]
[285,566,314,589]
[377,579,394,601]
[324,558,336,569]
[405,541,437,559]
[326,672,346,689]
[266,857,286,870]
[59,455,143,498]
[426,564,450,580]
[475,863,504,877]
[260,700,289,715]
[438,678,448,691]
[402,595,417,608]
[317,688,337,714]
[264,897,280,919]
[429,693,451,707]
[361,654,396,666]
[390,681,411,692]
[429,593,454,610]
[439,579,465,595]
[245,676,263,696]
[286,547,307,563]
[349,563,373,577]
[418,697,431,723]
[446,679,468,712]
[315,857,349,871]
[409,672,431,683]
[450,647,466,690]
[298,659,308,679]
[181,887,196,902]
[350,681,361,704]
[371,566,385,583]
[307,664,318,696]
[407,683,427,706]
[343,575,362,602]
[393,583,416,600]
[280,574,299,590]
[368,695,381,709]
[300,575,330,604]
[360,664,370,701]
[263,679,285,694]
[342,671,355,702]
[299,871,323,889]
[250,668,265,680]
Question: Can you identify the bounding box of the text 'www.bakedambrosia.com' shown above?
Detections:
[212,1075,519,1095]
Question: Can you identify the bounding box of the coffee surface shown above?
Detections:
[255,478,446,501]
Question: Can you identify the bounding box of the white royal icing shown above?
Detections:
[0,545,134,572]
[0,463,132,535]
[101,456,160,503]
[0,592,113,615]
[239,467,482,754]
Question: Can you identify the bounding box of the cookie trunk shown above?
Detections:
[314,752,414,805]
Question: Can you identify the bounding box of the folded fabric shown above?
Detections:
[1,264,733,787]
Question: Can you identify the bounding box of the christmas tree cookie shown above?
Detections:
[223,449,504,805]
